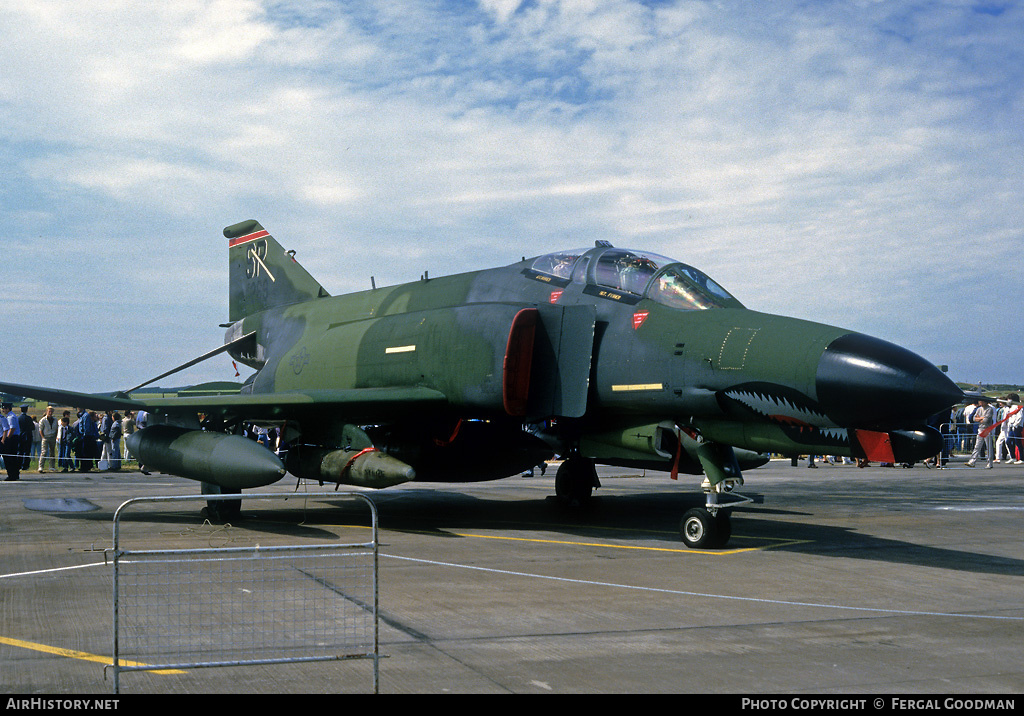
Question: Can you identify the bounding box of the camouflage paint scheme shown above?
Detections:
[0,220,963,547]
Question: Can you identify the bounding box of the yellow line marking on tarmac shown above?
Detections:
[195,503,811,555]
[220,503,809,554]
[428,530,810,555]
[0,636,185,674]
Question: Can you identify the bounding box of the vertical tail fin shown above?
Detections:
[225,220,329,321]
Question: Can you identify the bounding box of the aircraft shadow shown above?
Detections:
[312,487,1024,578]
[38,485,1024,577]
[47,504,346,541]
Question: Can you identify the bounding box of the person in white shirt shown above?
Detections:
[967,399,995,468]
[38,405,59,472]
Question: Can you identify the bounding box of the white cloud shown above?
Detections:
[1,0,1022,389]
[477,0,524,24]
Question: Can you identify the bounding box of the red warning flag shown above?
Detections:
[980,407,1021,439]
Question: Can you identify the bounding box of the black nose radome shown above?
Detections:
[815,333,963,429]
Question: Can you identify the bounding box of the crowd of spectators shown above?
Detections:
[1,403,143,480]
[952,394,1022,469]
[3,394,1023,481]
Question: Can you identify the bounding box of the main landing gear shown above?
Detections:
[200,482,242,523]
[554,455,600,507]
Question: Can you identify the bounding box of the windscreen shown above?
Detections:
[529,247,742,311]
[648,265,742,310]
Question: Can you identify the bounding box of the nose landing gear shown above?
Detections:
[680,507,732,549]
[680,478,759,550]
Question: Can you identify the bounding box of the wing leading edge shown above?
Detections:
[0,381,447,424]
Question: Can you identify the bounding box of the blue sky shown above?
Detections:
[2,0,1021,392]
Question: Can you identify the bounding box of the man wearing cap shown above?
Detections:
[1,403,21,481]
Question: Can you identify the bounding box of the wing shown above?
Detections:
[141,386,449,423]
[0,381,144,413]
[0,381,447,424]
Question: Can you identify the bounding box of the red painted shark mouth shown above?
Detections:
[768,414,814,428]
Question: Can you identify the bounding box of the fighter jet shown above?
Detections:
[0,220,964,548]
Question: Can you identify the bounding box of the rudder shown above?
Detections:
[225,220,329,321]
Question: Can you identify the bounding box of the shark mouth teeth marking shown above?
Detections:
[723,385,830,427]
[719,383,850,447]
[815,427,850,445]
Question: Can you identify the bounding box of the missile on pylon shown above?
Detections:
[286,445,416,489]
[125,425,287,489]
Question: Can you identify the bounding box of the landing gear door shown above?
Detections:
[528,304,596,420]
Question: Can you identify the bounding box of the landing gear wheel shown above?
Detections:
[554,458,598,507]
[200,483,242,523]
[680,508,716,548]
[680,508,731,549]
[204,498,241,523]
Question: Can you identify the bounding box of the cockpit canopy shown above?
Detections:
[528,247,742,311]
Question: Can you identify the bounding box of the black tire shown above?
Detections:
[201,483,242,523]
[554,459,595,507]
[204,498,242,523]
[680,507,725,549]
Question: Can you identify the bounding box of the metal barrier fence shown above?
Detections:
[944,422,977,458]
[108,492,380,694]
[940,422,1023,463]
